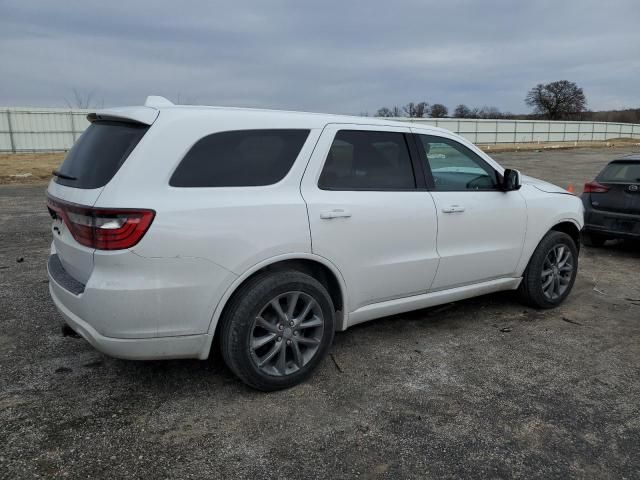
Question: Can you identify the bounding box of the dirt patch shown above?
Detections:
[0,152,64,185]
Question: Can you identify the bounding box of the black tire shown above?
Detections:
[220,270,335,391]
[583,232,607,247]
[518,231,578,309]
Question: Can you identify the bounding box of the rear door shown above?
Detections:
[591,161,640,215]
[47,117,152,284]
[412,131,527,290]
[300,124,439,313]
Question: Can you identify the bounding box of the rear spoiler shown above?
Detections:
[88,106,159,125]
[88,97,175,125]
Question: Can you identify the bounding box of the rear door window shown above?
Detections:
[598,162,640,183]
[170,129,310,187]
[318,130,416,190]
[55,121,149,189]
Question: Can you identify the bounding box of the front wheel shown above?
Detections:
[220,270,335,391]
[518,231,578,309]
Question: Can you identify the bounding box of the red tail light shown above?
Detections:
[583,181,609,194]
[47,196,155,250]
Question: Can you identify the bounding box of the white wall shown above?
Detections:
[1,108,639,152]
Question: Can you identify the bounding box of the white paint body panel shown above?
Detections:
[428,189,527,290]
[301,124,440,312]
[46,104,584,360]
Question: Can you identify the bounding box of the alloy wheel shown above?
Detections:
[249,291,325,376]
[541,244,574,300]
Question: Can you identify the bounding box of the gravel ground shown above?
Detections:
[1,147,639,479]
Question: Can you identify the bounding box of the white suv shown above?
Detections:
[47,96,584,390]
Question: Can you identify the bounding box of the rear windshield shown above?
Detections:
[54,120,149,189]
[598,161,640,183]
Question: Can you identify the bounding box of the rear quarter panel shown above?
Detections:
[94,111,323,339]
[95,110,322,274]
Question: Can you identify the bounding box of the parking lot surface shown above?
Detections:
[1,147,639,479]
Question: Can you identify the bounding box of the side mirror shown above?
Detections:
[502,168,521,191]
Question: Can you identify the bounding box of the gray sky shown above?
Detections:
[1,0,639,114]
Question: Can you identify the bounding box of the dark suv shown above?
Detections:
[581,154,640,246]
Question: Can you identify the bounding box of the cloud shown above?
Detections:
[1,0,639,113]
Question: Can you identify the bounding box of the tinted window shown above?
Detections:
[318,130,415,190]
[170,129,310,187]
[598,162,640,183]
[417,135,499,191]
[55,121,149,189]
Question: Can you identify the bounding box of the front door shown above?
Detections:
[413,132,527,290]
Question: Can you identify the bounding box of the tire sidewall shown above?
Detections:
[222,271,335,390]
[526,231,578,308]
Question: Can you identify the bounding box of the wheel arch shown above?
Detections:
[201,253,348,359]
[550,220,582,252]
[516,216,582,277]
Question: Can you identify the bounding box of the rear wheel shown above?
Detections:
[220,270,335,391]
[518,231,578,309]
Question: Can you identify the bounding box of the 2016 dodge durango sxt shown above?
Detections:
[47,96,584,390]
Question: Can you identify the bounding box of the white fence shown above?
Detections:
[1,107,640,152]
[396,118,640,145]
[0,107,91,153]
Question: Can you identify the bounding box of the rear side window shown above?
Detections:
[318,130,416,190]
[598,162,640,183]
[55,121,149,189]
[170,129,310,187]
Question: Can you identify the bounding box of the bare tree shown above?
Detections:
[468,107,481,118]
[401,102,429,118]
[453,104,471,118]
[413,102,428,118]
[477,106,502,119]
[452,104,507,119]
[375,107,394,117]
[391,106,402,117]
[525,80,587,120]
[429,103,448,118]
[64,88,101,109]
[403,102,417,117]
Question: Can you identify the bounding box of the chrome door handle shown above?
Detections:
[320,209,352,219]
[442,205,465,213]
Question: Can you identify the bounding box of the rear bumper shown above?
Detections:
[47,249,235,360]
[583,207,640,239]
[50,282,210,360]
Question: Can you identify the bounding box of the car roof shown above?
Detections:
[92,96,452,135]
[611,153,640,161]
